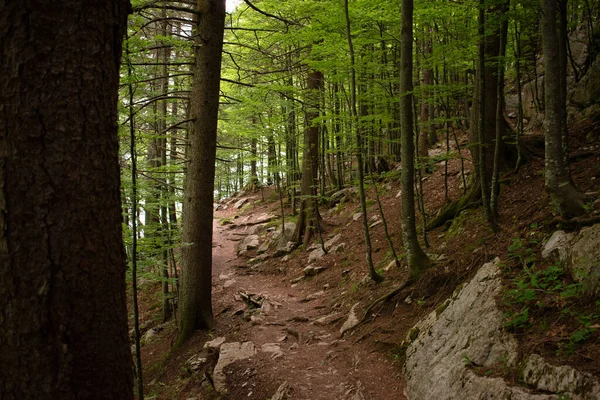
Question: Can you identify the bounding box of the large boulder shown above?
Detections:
[213,341,256,393]
[569,224,600,295]
[403,258,599,399]
[274,222,297,256]
[572,59,600,106]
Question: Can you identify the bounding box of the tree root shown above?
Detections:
[427,188,481,230]
[344,278,414,335]
[551,214,600,228]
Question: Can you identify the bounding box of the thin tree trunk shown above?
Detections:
[400,0,430,278]
[344,0,383,283]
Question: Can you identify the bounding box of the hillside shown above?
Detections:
[134,122,600,399]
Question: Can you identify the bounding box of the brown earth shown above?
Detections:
[133,125,600,399]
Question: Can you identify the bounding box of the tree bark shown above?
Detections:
[178,0,226,344]
[0,1,133,398]
[400,0,430,278]
[293,69,322,245]
[540,0,585,217]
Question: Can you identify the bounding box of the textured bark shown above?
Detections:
[178,0,226,344]
[400,0,430,278]
[0,1,132,399]
[293,69,322,245]
[540,0,585,217]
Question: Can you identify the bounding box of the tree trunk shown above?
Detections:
[178,0,226,344]
[400,0,430,278]
[0,1,133,398]
[293,69,322,245]
[540,0,585,217]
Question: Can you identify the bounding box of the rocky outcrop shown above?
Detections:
[213,341,256,393]
[403,258,600,400]
[568,224,600,296]
[543,224,600,295]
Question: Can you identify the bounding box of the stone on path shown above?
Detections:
[270,381,290,400]
[234,198,248,209]
[213,341,256,394]
[339,303,360,335]
[204,336,226,350]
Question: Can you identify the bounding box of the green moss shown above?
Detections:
[408,326,421,342]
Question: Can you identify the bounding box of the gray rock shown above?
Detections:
[353,212,363,221]
[522,354,600,398]
[573,59,600,105]
[274,222,297,255]
[403,258,521,399]
[542,230,575,262]
[331,187,358,204]
[238,234,259,255]
[270,381,290,400]
[569,224,600,295]
[324,233,342,250]
[308,247,325,263]
[313,312,344,326]
[213,342,256,394]
[403,258,599,400]
[299,290,324,303]
[257,240,271,254]
[234,198,248,209]
[331,243,346,253]
[303,265,328,276]
[340,303,360,335]
[204,336,226,350]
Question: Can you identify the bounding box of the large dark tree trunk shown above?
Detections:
[178,0,226,344]
[400,0,430,278]
[0,1,132,398]
[540,0,585,217]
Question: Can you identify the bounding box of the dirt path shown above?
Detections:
[210,211,407,400]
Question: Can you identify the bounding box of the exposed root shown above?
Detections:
[345,278,414,335]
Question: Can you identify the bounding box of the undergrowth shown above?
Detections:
[501,226,599,357]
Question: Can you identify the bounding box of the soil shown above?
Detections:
[134,124,600,399]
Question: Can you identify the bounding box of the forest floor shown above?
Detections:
[133,119,600,400]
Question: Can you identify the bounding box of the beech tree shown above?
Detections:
[178,0,226,344]
[540,0,586,217]
[400,0,430,277]
[0,1,132,398]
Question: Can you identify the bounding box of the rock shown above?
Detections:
[403,258,598,399]
[270,381,290,400]
[274,222,297,256]
[340,303,360,335]
[353,212,363,221]
[396,190,402,198]
[238,234,259,255]
[573,59,600,105]
[274,241,296,257]
[186,354,208,372]
[290,276,304,284]
[214,342,256,393]
[261,343,284,359]
[300,290,324,303]
[331,243,346,253]
[522,354,600,397]
[331,187,358,204]
[303,265,327,277]
[569,224,600,295]
[308,247,325,263]
[384,260,398,272]
[257,240,271,254]
[542,230,575,262]
[234,198,248,209]
[143,328,158,342]
[369,220,382,229]
[313,312,344,326]
[324,233,342,250]
[204,336,226,350]
[404,258,521,399]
